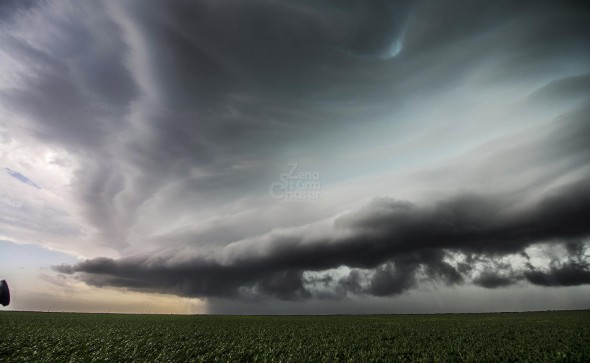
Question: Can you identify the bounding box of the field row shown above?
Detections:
[1,310,589,362]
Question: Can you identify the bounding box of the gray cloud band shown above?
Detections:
[55,178,590,300]
[1,0,589,304]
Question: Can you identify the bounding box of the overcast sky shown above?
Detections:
[1,0,589,314]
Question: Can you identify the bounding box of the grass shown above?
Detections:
[1,310,589,362]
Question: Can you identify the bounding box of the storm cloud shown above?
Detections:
[2,0,590,312]
[55,178,590,300]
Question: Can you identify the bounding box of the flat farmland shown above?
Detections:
[1,310,589,362]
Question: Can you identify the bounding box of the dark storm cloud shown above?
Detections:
[0,2,138,150]
[473,273,516,289]
[4,0,588,143]
[55,178,590,299]
[524,263,590,287]
[0,0,37,17]
[5,0,581,156]
[2,0,590,309]
[2,0,589,250]
[104,0,420,175]
[523,241,590,287]
[2,0,422,250]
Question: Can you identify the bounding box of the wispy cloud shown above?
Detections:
[5,168,41,189]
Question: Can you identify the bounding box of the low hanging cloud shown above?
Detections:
[55,177,590,300]
[523,241,590,287]
[55,101,590,301]
[2,0,590,312]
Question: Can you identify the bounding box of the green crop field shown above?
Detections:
[1,310,589,362]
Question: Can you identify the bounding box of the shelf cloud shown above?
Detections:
[55,177,590,300]
[1,0,589,312]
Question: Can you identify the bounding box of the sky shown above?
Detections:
[0,0,589,314]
